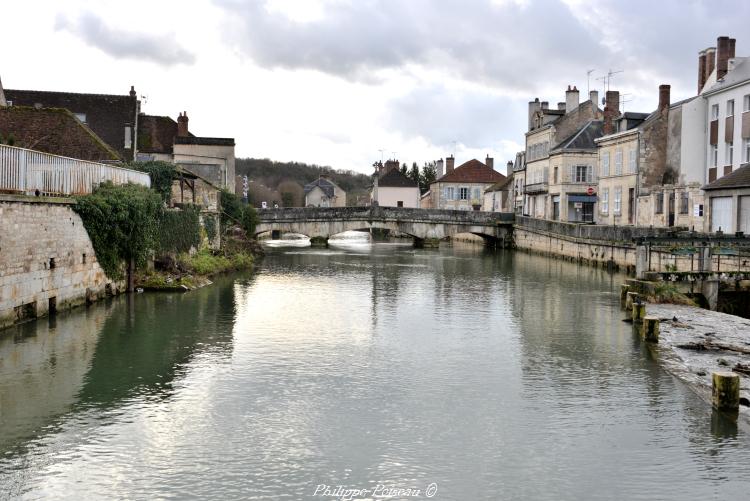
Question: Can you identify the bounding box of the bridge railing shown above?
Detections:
[0,144,150,197]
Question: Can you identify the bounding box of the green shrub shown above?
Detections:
[220,189,243,228]
[159,206,201,253]
[130,161,177,202]
[74,183,163,279]
[241,205,259,236]
[179,249,254,275]
[203,214,217,242]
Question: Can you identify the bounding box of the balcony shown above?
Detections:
[524,182,548,194]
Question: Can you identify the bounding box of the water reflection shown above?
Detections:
[0,244,749,500]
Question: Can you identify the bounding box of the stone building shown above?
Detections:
[304,176,346,207]
[137,111,236,191]
[3,85,140,161]
[511,151,526,214]
[169,167,222,249]
[524,86,603,219]
[370,160,420,208]
[429,156,505,210]
[596,86,672,227]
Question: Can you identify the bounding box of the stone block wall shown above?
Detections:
[0,197,118,330]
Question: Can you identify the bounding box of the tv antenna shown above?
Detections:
[586,69,595,94]
[596,69,624,92]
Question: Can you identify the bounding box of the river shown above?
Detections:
[1,236,749,500]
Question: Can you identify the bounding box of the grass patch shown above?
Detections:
[647,282,697,306]
[179,249,254,276]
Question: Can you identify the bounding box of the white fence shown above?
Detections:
[0,144,150,197]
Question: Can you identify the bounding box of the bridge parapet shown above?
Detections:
[257,206,515,225]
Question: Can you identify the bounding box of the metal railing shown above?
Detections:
[0,144,150,197]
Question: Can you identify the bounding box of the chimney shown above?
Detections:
[704,47,716,86]
[541,101,549,110]
[603,90,620,135]
[565,85,579,114]
[698,50,707,93]
[528,98,541,131]
[717,36,730,80]
[177,111,189,137]
[589,90,599,108]
[0,75,6,107]
[658,84,670,113]
[485,155,494,170]
[446,155,455,173]
[129,85,136,98]
[506,160,513,177]
[436,159,444,178]
[557,102,566,111]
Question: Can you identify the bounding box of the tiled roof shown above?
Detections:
[485,175,513,192]
[552,120,604,151]
[304,177,342,197]
[0,106,120,161]
[433,159,506,184]
[703,163,750,190]
[378,167,418,188]
[138,114,192,154]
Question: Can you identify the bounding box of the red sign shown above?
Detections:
[586,186,596,196]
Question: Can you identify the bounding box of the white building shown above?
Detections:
[371,163,420,208]
[304,176,347,207]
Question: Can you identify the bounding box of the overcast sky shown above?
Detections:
[2,0,747,173]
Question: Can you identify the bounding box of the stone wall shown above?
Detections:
[0,196,119,330]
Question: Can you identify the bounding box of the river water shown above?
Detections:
[1,237,749,500]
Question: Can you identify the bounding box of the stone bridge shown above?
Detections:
[255,206,515,247]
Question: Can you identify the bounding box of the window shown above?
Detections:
[124,126,132,149]
[744,138,750,163]
[744,94,750,112]
[711,103,719,120]
[679,191,689,214]
[74,113,87,123]
[614,187,622,214]
[628,150,636,173]
[655,192,664,214]
[397,201,404,207]
[601,152,610,176]
[727,99,735,116]
[553,166,558,183]
[445,187,455,200]
[459,187,469,200]
[575,165,588,182]
[726,142,733,165]
[601,188,609,214]
[615,148,623,175]
[472,187,481,200]
[711,144,718,167]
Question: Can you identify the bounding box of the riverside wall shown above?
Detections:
[513,216,678,274]
[0,195,120,330]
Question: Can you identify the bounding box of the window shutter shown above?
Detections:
[568,165,574,182]
[587,165,593,182]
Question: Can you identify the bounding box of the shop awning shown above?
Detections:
[568,195,598,203]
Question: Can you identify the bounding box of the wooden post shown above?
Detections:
[632,302,646,323]
[642,316,659,342]
[625,291,640,311]
[620,284,629,309]
[712,372,740,411]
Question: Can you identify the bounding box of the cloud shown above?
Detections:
[386,84,525,151]
[215,0,606,90]
[55,12,196,66]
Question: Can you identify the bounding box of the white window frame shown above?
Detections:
[711,144,718,167]
[727,142,733,166]
[614,148,623,175]
[575,165,588,183]
[744,94,750,112]
[445,187,454,201]
[628,150,636,173]
[614,187,622,215]
[744,138,750,163]
[601,188,609,214]
[459,187,469,200]
[711,103,719,120]
[601,151,610,177]
[727,99,735,117]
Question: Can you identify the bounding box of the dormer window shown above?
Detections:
[74,113,87,123]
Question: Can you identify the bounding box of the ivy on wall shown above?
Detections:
[203,214,217,242]
[159,206,202,254]
[74,183,163,279]
[130,161,177,202]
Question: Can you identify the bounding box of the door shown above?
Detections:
[628,188,635,224]
[710,196,732,233]
[582,203,594,222]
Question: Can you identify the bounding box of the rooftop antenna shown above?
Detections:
[586,69,595,94]
[619,93,633,113]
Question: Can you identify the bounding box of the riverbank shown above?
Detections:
[640,303,750,419]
